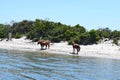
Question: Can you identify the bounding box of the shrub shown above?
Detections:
[113,38,118,46]
[32,38,39,42]
[14,33,22,39]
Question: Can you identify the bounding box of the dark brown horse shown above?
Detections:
[37,40,50,50]
[72,42,80,54]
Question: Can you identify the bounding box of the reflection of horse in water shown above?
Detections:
[37,40,50,50]
[72,42,80,54]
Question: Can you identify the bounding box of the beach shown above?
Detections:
[0,36,120,59]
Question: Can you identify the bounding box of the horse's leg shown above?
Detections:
[41,45,43,49]
[47,44,50,49]
[75,48,77,54]
[77,48,79,54]
[45,44,47,49]
[42,44,45,49]
[41,44,44,50]
[73,48,75,53]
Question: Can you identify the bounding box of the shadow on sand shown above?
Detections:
[70,52,79,55]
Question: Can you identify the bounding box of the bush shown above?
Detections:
[32,38,39,42]
[113,38,118,46]
[68,40,73,45]
[14,33,22,39]
[52,37,61,43]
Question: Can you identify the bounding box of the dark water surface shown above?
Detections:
[0,49,120,80]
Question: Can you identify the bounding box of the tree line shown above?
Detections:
[0,19,120,45]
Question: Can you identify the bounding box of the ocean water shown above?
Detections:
[0,49,120,80]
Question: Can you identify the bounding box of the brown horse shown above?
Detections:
[72,42,80,54]
[37,40,50,50]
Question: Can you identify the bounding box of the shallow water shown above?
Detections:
[0,49,120,80]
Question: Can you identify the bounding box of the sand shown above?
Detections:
[0,36,120,59]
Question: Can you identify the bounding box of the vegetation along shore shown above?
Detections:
[0,19,120,59]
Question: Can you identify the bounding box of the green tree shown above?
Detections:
[79,32,90,45]
[97,27,112,39]
[89,29,100,44]
[12,20,34,38]
[0,24,4,38]
[2,24,12,38]
[64,30,73,41]
[112,30,120,39]
[71,24,86,34]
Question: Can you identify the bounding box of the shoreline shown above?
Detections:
[0,37,120,59]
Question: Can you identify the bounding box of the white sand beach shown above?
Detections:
[0,36,120,59]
